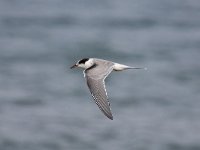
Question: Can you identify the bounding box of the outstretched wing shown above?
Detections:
[84,61,114,120]
[86,75,113,120]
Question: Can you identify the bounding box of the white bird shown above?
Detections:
[71,58,146,120]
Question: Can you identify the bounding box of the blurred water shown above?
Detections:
[0,0,200,150]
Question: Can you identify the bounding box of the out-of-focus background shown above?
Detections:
[0,0,200,150]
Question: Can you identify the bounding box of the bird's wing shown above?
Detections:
[84,63,114,120]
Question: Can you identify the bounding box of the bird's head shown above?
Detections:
[70,58,95,69]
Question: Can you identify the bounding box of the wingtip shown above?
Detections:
[107,114,113,120]
[102,110,113,120]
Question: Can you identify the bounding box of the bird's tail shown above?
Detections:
[113,63,147,71]
[128,67,147,70]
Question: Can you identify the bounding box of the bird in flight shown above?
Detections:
[71,58,146,120]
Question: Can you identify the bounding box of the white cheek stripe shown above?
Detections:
[85,59,94,69]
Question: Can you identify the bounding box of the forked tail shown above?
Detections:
[113,63,147,71]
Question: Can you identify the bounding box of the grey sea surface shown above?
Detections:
[0,0,200,150]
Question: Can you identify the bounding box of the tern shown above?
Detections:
[71,58,146,120]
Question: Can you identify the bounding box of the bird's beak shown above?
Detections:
[70,64,77,69]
